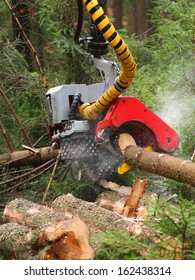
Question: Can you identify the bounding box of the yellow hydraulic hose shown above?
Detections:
[79,0,136,120]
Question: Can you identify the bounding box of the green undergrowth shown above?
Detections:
[94,195,195,260]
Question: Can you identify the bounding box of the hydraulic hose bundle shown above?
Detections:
[79,0,137,120]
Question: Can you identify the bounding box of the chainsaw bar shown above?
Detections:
[59,132,124,181]
[60,133,98,160]
[86,139,124,181]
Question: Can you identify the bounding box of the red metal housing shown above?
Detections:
[96,97,179,153]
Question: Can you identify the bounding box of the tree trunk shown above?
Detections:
[125,145,195,186]
[2,198,94,260]
[113,0,123,29]
[11,0,34,71]
[128,0,150,36]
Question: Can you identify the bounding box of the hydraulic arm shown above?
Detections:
[79,0,136,120]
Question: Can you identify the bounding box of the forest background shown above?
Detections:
[0,0,195,260]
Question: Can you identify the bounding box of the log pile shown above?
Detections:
[0,177,186,260]
[0,177,150,260]
[0,198,94,260]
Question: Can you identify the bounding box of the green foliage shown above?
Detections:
[149,0,194,62]
[0,42,48,151]
[0,2,11,40]
[94,231,144,260]
[37,0,100,85]
[145,195,195,259]
[93,194,195,260]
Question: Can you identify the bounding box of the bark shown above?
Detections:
[113,0,123,29]
[128,0,150,36]
[2,198,94,260]
[125,145,195,187]
[0,146,58,167]
[0,223,39,259]
[52,194,133,232]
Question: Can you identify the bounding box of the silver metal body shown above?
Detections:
[46,83,104,124]
[52,120,90,141]
[45,57,117,140]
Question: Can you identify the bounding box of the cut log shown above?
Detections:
[99,180,133,196]
[96,182,151,218]
[96,191,127,215]
[0,223,38,259]
[125,145,195,186]
[0,146,58,167]
[52,194,134,232]
[52,195,185,259]
[3,198,71,227]
[118,133,136,154]
[3,198,94,260]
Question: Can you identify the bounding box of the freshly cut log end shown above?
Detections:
[118,133,136,155]
[39,218,94,260]
[43,231,85,260]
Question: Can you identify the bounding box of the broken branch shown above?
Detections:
[0,120,15,152]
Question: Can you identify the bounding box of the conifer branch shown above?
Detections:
[3,0,48,91]
[0,88,33,148]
